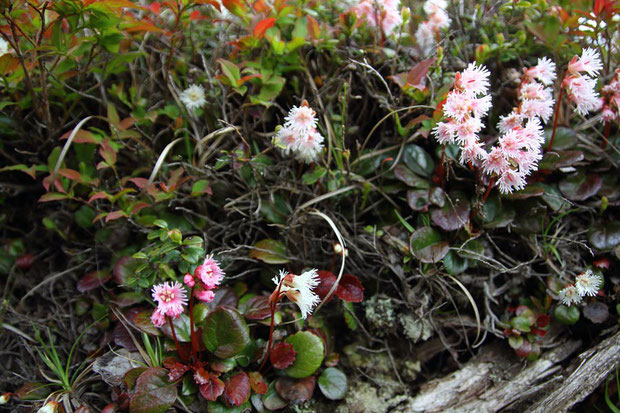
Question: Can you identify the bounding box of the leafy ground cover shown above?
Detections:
[0,0,619,412]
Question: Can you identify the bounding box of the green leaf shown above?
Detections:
[302,166,327,185]
[554,305,580,325]
[202,307,250,358]
[191,180,212,197]
[443,251,468,275]
[249,239,289,264]
[129,367,178,413]
[409,227,449,263]
[403,144,435,177]
[284,331,324,378]
[318,367,348,400]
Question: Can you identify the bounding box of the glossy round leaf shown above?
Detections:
[554,304,580,325]
[409,227,449,263]
[202,307,250,358]
[558,173,602,201]
[403,144,435,177]
[318,367,348,400]
[284,331,324,378]
[129,367,177,413]
[430,197,470,231]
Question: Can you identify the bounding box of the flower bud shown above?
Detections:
[38,401,62,413]
[183,273,195,287]
[0,393,10,404]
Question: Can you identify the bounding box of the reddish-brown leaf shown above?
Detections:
[315,270,337,302]
[223,372,250,407]
[58,168,82,181]
[199,377,225,401]
[307,15,320,40]
[241,295,272,320]
[275,376,316,403]
[59,129,99,144]
[254,17,275,38]
[105,210,128,223]
[270,342,296,369]
[248,371,268,395]
[406,58,435,89]
[336,274,364,303]
[77,270,112,292]
[166,362,189,382]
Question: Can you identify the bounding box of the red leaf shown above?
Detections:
[166,362,189,382]
[105,210,128,223]
[16,253,35,270]
[223,372,250,407]
[99,139,117,166]
[254,17,275,38]
[190,10,201,20]
[57,168,82,181]
[307,15,320,40]
[407,58,435,90]
[270,342,296,369]
[127,177,148,189]
[315,270,337,303]
[38,192,70,202]
[130,202,151,215]
[150,1,160,14]
[536,314,550,328]
[593,258,610,269]
[275,376,316,403]
[59,129,98,144]
[77,270,111,292]
[199,377,225,401]
[241,295,272,320]
[88,191,112,203]
[336,274,364,303]
[248,371,267,395]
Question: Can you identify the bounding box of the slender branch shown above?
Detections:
[546,85,565,152]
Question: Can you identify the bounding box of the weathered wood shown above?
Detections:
[525,329,620,413]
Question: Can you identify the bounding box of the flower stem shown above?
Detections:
[259,301,277,371]
[601,120,610,149]
[546,85,564,152]
[470,176,495,222]
[189,286,198,361]
[167,315,186,362]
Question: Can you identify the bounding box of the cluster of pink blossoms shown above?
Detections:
[563,48,603,116]
[416,0,451,55]
[601,68,620,123]
[350,0,402,34]
[485,58,556,193]
[274,103,325,163]
[433,63,492,165]
[150,255,225,327]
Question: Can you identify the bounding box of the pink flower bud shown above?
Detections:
[183,273,195,287]
[194,289,215,303]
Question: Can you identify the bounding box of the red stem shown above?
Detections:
[546,85,565,152]
[601,121,610,149]
[259,281,283,371]
[189,285,198,361]
[471,176,495,221]
[167,315,186,362]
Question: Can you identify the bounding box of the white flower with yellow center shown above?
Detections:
[558,285,582,306]
[180,84,206,111]
[575,269,603,297]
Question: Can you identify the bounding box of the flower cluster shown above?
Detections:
[185,254,225,302]
[484,58,555,193]
[433,63,492,165]
[600,68,620,124]
[150,281,188,327]
[180,84,207,112]
[415,0,451,55]
[558,269,603,306]
[274,103,325,163]
[563,48,603,116]
[350,0,403,34]
[271,269,320,319]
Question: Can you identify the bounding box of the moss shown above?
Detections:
[364,296,397,337]
[399,314,433,343]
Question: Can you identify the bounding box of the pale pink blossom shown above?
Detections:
[150,308,166,327]
[602,106,617,122]
[498,129,522,158]
[351,1,377,27]
[194,289,215,302]
[416,0,450,55]
[284,105,318,134]
[521,98,554,122]
[423,0,447,15]
[442,91,472,121]
[294,129,324,163]
[274,126,298,154]
[433,121,457,144]
[194,254,225,290]
[272,269,321,319]
[415,21,436,55]
[498,111,523,133]
[564,75,600,116]
[152,281,188,318]
[527,57,556,86]
[567,47,603,77]
[497,168,526,194]
[381,8,403,33]
[456,63,491,97]
[482,147,509,175]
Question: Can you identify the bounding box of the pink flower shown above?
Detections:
[381,8,403,33]
[433,121,457,144]
[194,289,215,303]
[602,106,617,122]
[351,1,377,27]
[150,308,166,327]
[498,129,522,158]
[568,47,602,77]
[294,129,324,163]
[497,169,526,194]
[456,63,491,97]
[274,126,298,154]
[564,75,600,116]
[284,105,317,134]
[194,254,225,290]
[521,98,554,122]
[152,281,188,318]
[498,111,523,133]
[483,147,509,175]
[183,273,195,288]
[415,21,436,55]
[528,57,556,86]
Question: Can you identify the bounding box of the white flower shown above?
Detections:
[565,75,600,116]
[568,47,603,77]
[284,105,317,134]
[0,38,9,56]
[531,57,556,86]
[273,126,298,154]
[38,401,61,413]
[272,269,321,319]
[575,270,603,297]
[179,84,206,111]
[558,285,582,306]
[294,129,324,163]
[456,63,491,97]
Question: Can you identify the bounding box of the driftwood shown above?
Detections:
[403,328,620,412]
